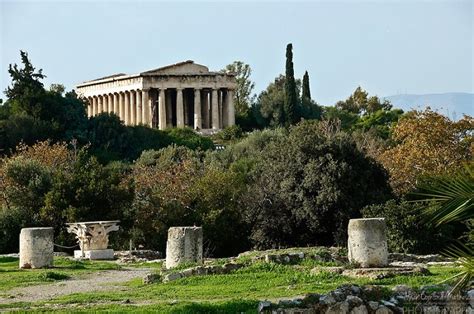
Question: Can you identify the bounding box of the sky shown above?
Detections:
[0,0,473,106]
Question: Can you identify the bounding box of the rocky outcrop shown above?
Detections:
[258,285,473,314]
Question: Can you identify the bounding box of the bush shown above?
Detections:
[190,168,249,257]
[165,127,214,151]
[244,121,393,249]
[361,200,455,254]
[130,146,202,252]
[0,207,32,253]
[215,125,243,142]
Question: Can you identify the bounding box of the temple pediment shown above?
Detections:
[141,60,210,75]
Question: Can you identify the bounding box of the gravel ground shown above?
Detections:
[0,267,151,304]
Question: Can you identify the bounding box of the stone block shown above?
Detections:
[163,272,182,282]
[19,227,54,269]
[74,249,114,260]
[348,218,388,268]
[165,226,203,269]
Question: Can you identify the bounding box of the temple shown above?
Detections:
[76,61,237,130]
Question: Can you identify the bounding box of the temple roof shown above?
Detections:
[81,60,230,85]
[140,60,211,75]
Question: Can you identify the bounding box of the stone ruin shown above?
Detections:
[165,226,203,269]
[66,221,119,260]
[348,218,388,268]
[19,227,54,269]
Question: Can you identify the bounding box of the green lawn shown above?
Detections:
[0,256,121,293]
[0,256,460,313]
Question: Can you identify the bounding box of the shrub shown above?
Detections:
[215,125,243,142]
[362,200,455,254]
[165,127,214,151]
[244,121,393,249]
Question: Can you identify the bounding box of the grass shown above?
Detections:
[0,256,461,313]
[0,256,120,292]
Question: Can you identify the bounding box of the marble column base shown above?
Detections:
[74,249,114,260]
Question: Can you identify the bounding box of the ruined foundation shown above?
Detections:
[166,226,203,269]
[348,218,388,268]
[19,227,54,269]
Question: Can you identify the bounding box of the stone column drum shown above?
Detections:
[348,218,388,268]
[19,227,54,269]
[166,227,203,269]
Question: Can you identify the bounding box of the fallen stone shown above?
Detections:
[258,300,272,312]
[391,284,412,294]
[342,266,429,279]
[142,273,160,284]
[222,262,243,272]
[374,305,393,314]
[302,293,320,305]
[326,301,350,313]
[345,295,363,307]
[163,272,182,282]
[181,268,194,277]
[468,289,474,308]
[320,294,336,305]
[193,266,208,276]
[350,305,368,314]
[310,266,344,275]
[368,301,379,311]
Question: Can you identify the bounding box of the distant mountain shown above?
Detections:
[384,93,473,118]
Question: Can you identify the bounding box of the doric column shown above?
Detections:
[108,94,113,113]
[142,89,150,126]
[119,92,124,121]
[102,95,107,113]
[130,90,136,125]
[212,89,219,130]
[227,89,235,126]
[194,88,201,129]
[136,91,142,124]
[176,88,184,128]
[97,96,102,113]
[87,98,92,117]
[92,96,98,116]
[159,89,166,130]
[113,93,119,115]
[201,90,209,128]
[101,95,107,113]
[222,90,229,127]
[219,90,224,127]
[124,91,130,125]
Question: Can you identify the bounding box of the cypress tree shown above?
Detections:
[284,43,298,126]
[302,71,311,101]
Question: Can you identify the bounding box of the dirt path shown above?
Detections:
[0,268,151,304]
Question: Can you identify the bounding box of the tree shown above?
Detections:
[1,51,88,154]
[5,51,46,117]
[302,71,311,101]
[284,43,298,125]
[223,61,255,117]
[335,86,392,115]
[300,71,322,120]
[244,121,392,248]
[380,109,473,195]
[256,75,302,128]
[130,146,203,251]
